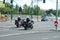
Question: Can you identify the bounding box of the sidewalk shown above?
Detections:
[50,28,60,32]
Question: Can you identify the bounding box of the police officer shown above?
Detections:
[26,17,30,23]
[17,16,21,22]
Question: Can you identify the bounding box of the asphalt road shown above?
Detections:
[0,31,60,40]
[0,15,60,40]
[0,21,60,40]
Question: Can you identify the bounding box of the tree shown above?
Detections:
[19,7,22,14]
[23,4,29,14]
[13,5,19,14]
[4,3,11,14]
[0,8,5,14]
[33,5,42,15]
[46,9,56,16]
[58,10,60,16]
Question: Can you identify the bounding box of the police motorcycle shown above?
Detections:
[15,16,22,28]
[22,18,34,30]
[15,17,34,30]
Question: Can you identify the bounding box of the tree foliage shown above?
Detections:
[13,5,19,14]
[1,4,60,16]
[46,9,56,16]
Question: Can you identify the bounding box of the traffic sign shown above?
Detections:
[54,21,58,26]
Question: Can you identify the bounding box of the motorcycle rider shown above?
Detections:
[26,16,30,23]
[17,16,21,22]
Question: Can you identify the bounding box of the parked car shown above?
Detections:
[41,16,48,21]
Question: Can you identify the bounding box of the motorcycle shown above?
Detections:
[15,20,19,28]
[15,19,34,30]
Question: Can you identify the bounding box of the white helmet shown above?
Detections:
[18,16,20,17]
[27,16,29,18]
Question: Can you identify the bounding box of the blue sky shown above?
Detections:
[0,0,60,10]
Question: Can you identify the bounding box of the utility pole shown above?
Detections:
[55,0,58,30]
[56,0,58,21]
[10,0,13,20]
[30,0,33,19]
[36,0,38,21]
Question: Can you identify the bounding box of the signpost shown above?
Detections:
[10,0,13,21]
[30,0,33,19]
[56,0,58,21]
[54,21,58,30]
[54,0,58,30]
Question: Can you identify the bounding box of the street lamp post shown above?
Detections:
[10,4,13,21]
[10,0,13,21]
[36,0,39,21]
[56,0,58,21]
[55,0,58,30]
[30,0,33,19]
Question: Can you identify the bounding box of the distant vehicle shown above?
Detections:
[41,16,48,21]
[41,13,60,21]
[41,18,48,21]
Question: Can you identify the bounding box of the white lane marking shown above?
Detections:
[0,31,38,38]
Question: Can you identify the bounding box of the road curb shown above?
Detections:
[50,29,60,32]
